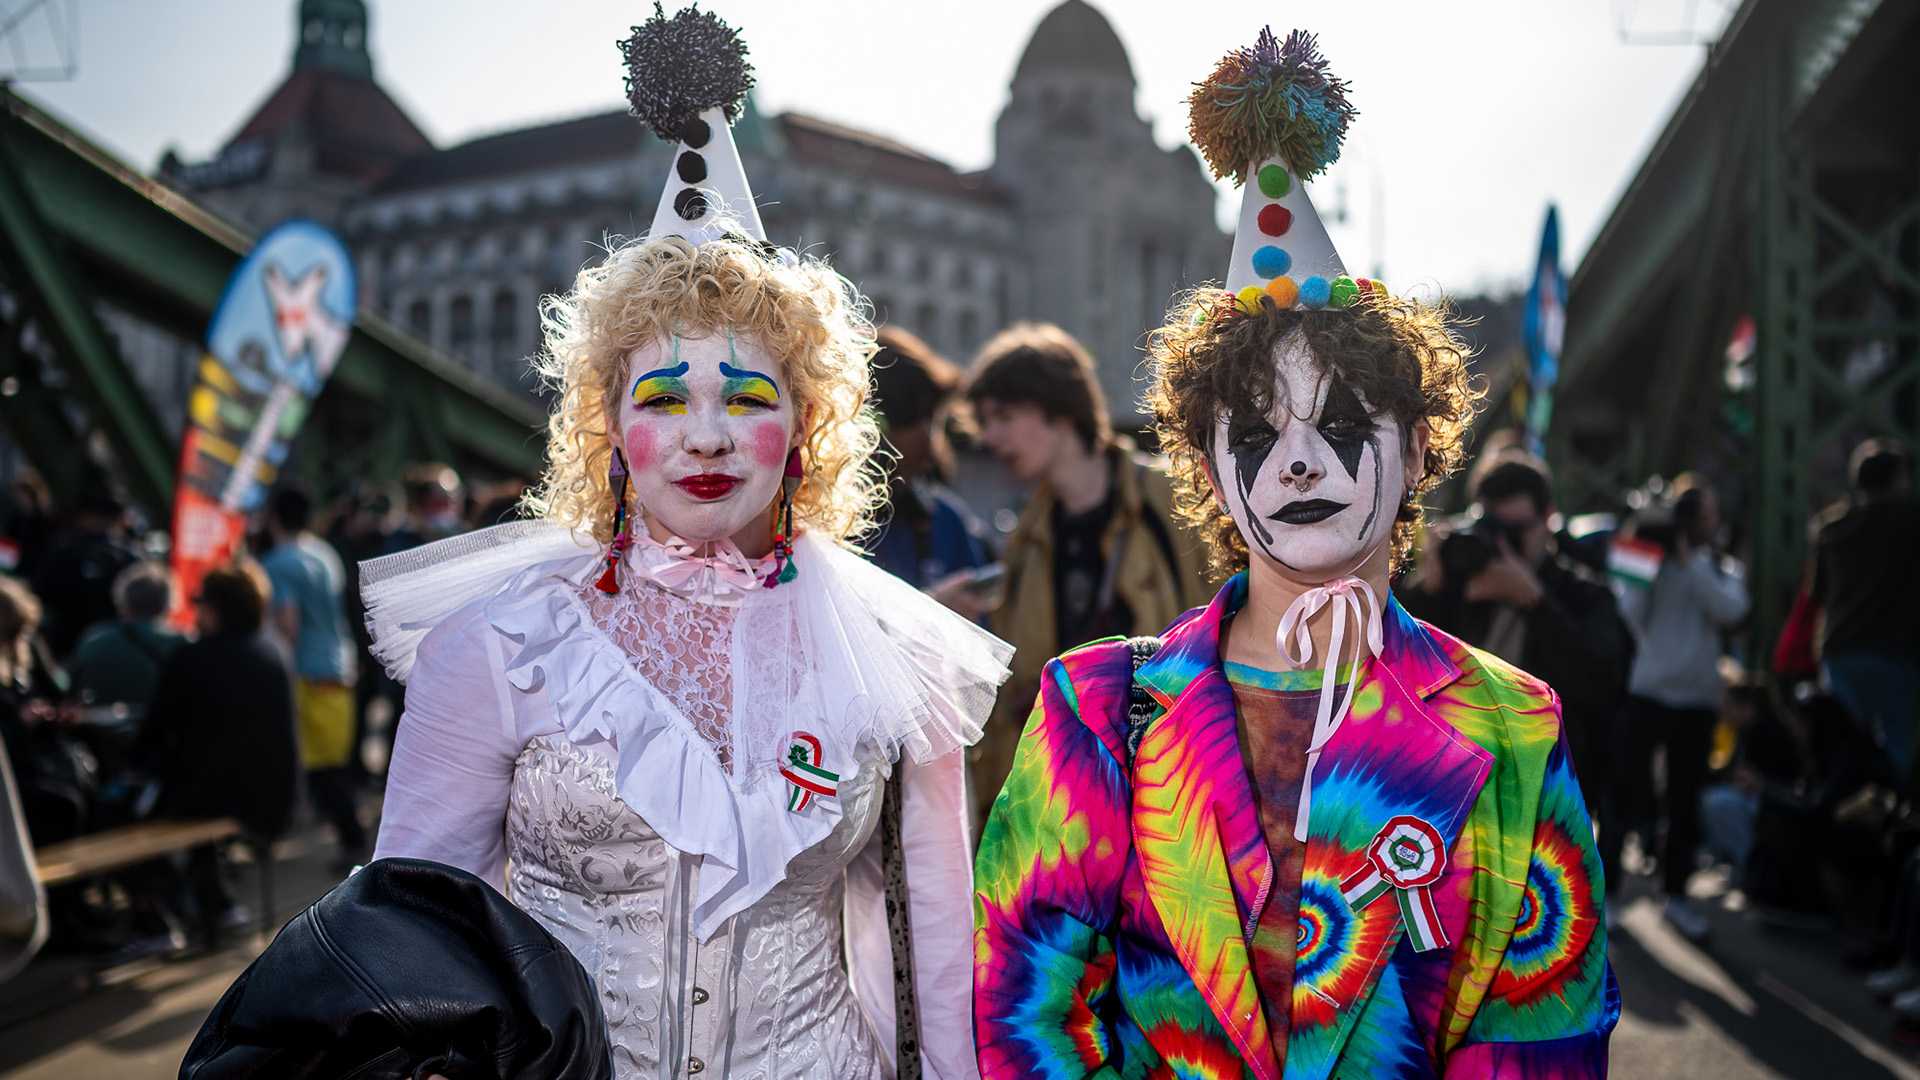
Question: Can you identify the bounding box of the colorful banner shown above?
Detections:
[169,220,356,622]
[1517,206,1565,454]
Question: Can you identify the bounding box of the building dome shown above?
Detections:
[1012,0,1134,84]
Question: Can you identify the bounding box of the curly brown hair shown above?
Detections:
[1146,292,1480,578]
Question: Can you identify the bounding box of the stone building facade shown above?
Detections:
[168,0,1226,421]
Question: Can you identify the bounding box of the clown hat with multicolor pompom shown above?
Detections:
[1188,28,1385,315]
[623,3,767,245]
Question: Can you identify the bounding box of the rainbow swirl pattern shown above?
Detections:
[974,578,1617,1080]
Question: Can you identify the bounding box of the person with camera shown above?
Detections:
[1616,477,1749,941]
[1400,452,1632,811]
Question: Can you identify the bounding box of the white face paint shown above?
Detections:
[1210,334,1408,582]
[614,333,798,548]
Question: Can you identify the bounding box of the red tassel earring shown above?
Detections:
[765,447,802,588]
[595,448,631,595]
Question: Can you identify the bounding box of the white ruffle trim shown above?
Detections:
[359,521,1012,938]
[360,519,599,683]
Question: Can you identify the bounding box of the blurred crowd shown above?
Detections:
[1,320,1917,1039]
[1400,434,1920,1040]
[0,460,514,962]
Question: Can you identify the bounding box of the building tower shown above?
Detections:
[294,0,373,78]
[991,0,1225,420]
[165,0,429,236]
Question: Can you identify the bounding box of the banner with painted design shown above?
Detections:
[168,220,356,622]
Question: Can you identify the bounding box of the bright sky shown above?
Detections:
[19,0,1735,296]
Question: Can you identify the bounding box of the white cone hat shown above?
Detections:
[624,5,766,246]
[1222,154,1344,302]
[1189,29,1386,314]
[647,105,766,244]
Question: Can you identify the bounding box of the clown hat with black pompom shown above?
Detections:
[623,3,765,244]
[1188,29,1386,315]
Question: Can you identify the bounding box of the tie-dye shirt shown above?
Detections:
[1225,661,1343,1069]
[974,574,1616,1080]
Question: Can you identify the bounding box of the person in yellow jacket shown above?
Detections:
[965,322,1213,828]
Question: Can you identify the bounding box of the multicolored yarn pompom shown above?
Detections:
[1186,28,1355,186]
[620,3,756,144]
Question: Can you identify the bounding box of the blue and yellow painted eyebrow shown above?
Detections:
[719,360,780,415]
[631,360,690,414]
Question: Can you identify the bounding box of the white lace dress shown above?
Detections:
[362,523,1009,1080]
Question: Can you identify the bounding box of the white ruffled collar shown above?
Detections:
[362,520,1011,940]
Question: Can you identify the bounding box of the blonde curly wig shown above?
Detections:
[527,235,883,544]
[1147,291,1481,579]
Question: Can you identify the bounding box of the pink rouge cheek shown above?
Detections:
[623,422,662,471]
[747,419,790,470]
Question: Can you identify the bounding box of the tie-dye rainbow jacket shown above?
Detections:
[974,574,1617,1079]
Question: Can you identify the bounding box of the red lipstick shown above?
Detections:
[674,474,740,500]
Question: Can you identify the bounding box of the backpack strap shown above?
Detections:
[1123,635,1162,767]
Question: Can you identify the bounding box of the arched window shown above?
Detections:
[915,302,940,346]
[406,299,431,339]
[958,310,980,353]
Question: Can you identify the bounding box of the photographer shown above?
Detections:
[1617,477,1749,941]
[1400,452,1632,803]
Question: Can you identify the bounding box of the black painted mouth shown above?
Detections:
[1268,499,1349,525]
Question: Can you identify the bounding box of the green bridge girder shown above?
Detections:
[1553,0,1917,661]
[0,87,545,518]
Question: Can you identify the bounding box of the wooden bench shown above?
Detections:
[33,818,243,887]
[32,817,277,942]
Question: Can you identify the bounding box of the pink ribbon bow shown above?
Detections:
[628,534,772,604]
[1276,573,1385,841]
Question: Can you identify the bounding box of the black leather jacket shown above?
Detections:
[182,858,611,1080]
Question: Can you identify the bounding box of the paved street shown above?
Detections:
[1607,870,1916,1080]
[0,839,1915,1078]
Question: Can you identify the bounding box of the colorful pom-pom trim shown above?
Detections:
[1299,276,1332,309]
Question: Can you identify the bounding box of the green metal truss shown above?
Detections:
[1556,0,1917,661]
[0,87,545,519]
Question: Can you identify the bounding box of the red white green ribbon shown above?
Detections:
[781,732,839,812]
[1340,815,1451,953]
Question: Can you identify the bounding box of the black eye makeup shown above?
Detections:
[1316,380,1377,481]
[1226,416,1278,550]
[1228,418,1279,455]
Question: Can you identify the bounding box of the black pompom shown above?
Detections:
[673,187,709,221]
[676,151,708,183]
[680,117,711,148]
[621,3,756,144]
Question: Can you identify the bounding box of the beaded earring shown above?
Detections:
[595,448,631,595]
[764,447,802,588]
